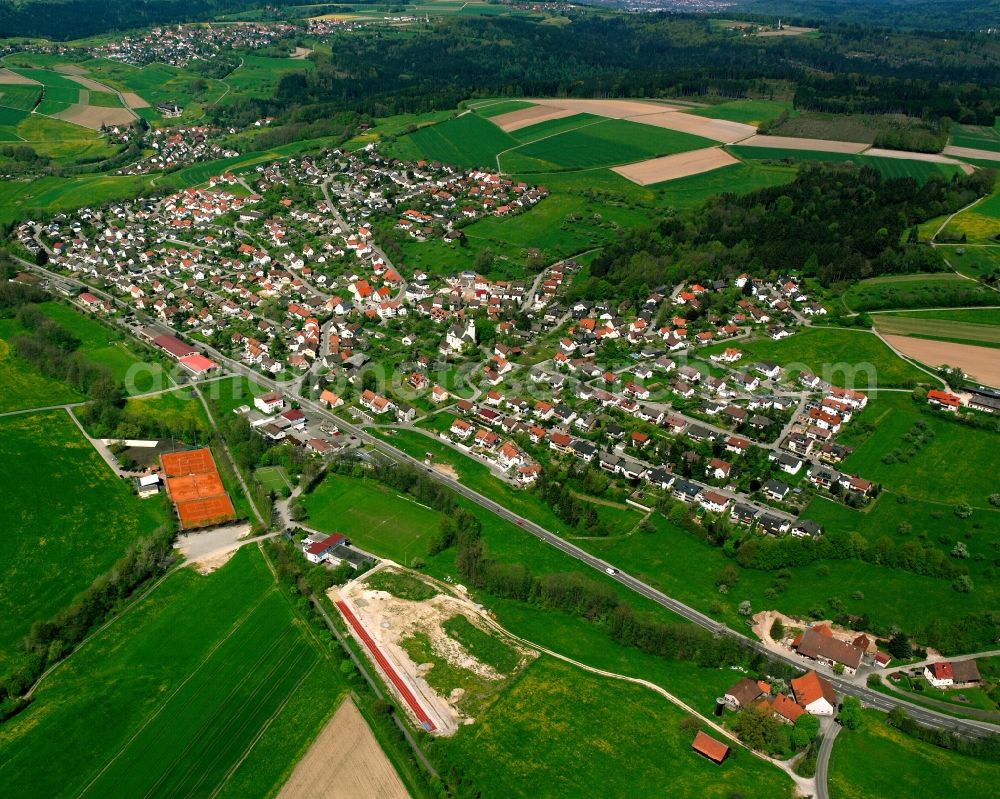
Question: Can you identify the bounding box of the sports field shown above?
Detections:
[0,548,348,799]
[256,464,292,493]
[162,447,236,529]
[0,410,167,673]
[304,474,443,563]
[442,656,792,799]
[828,709,999,799]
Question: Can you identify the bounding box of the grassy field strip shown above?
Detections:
[79,593,316,798]
[872,314,1000,346]
[73,587,281,797]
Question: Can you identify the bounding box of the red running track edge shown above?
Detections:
[336,599,437,732]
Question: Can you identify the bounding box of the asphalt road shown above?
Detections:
[20,258,1000,741]
[815,723,841,799]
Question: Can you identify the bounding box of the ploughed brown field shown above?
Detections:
[613,146,738,185]
[277,698,411,799]
[881,334,1000,388]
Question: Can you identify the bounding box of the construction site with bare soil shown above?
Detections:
[334,564,537,736]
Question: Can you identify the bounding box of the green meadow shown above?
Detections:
[688,99,791,127]
[443,656,793,799]
[828,709,999,799]
[701,327,935,387]
[0,410,168,672]
[839,393,1000,506]
[388,112,517,169]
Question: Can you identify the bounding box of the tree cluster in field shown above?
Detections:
[888,706,1000,761]
[532,472,606,535]
[734,528,963,582]
[1,522,176,706]
[580,165,994,298]
[732,705,819,757]
[10,304,118,400]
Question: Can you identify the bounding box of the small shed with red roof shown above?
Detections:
[691,731,730,764]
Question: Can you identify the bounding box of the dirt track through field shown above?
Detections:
[489,97,756,143]
[737,134,868,153]
[67,74,117,93]
[881,334,1000,387]
[0,68,39,85]
[277,698,410,799]
[613,146,738,185]
[943,145,1000,163]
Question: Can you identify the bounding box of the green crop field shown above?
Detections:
[872,312,1000,348]
[443,656,792,799]
[473,99,537,118]
[86,90,123,107]
[78,59,229,116]
[304,473,443,563]
[0,548,347,799]
[702,327,934,387]
[388,112,517,169]
[950,122,1000,153]
[828,710,999,799]
[41,84,83,104]
[0,410,168,673]
[10,68,84,90]
[499,118,716,173]
[731,146,963,181]
[0,173,149,224]
[35,98,74,116]
[839,393,1000,506]
[506,112,602,144]
[841,272,996,312]
[0,105,29,126]
[878,307,1000,326]
[0,83,42,111]
[688,99,791,127]
[651,161,798,207]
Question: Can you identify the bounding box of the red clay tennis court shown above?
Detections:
[161,447,236,529]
